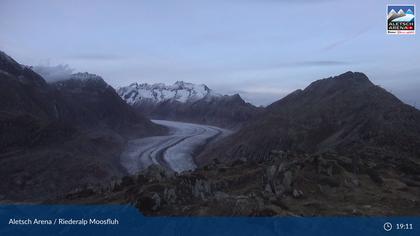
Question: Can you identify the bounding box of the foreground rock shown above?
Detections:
[55,151,420,216]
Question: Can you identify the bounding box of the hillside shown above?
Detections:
[197,72,420,165]
[0,51,166,201]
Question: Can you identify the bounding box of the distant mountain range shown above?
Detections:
[118,81,262,128]
[119,81,220,104]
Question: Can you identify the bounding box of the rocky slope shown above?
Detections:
[0,51,166,201]
[197,71,420,166]
[118,81,261,128]
[50,72,163,138]
[55,150,420,216]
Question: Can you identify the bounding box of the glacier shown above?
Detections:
[120,120,231,174]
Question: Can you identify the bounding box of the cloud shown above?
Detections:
[322,28,371,51]
[67,53,121,61]
[32,64,74,82]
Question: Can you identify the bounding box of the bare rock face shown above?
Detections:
[136,192,162,212]
[142,164,175,182]
[292,189,304,199]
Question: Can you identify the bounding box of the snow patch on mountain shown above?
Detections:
[118,81,221,105]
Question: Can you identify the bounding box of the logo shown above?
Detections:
[387,4,415,34]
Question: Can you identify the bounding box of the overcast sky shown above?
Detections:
[0,0,419,106]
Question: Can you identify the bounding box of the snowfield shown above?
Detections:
[121,120,231,174]
[117,81,221,105]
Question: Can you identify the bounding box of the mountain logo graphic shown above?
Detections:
[387,4,415,35]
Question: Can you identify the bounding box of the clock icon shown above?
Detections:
[384,222,393,231]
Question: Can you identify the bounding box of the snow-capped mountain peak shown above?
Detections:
[118,81,221,105]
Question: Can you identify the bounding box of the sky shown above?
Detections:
[0,0,419,106]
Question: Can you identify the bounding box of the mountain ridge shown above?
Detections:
[118,81,262,128]
[0,50,166,201]
[197,71,420,165]
[118,81,220,105]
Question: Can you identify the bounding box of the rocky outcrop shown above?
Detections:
[55,149,420,216]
